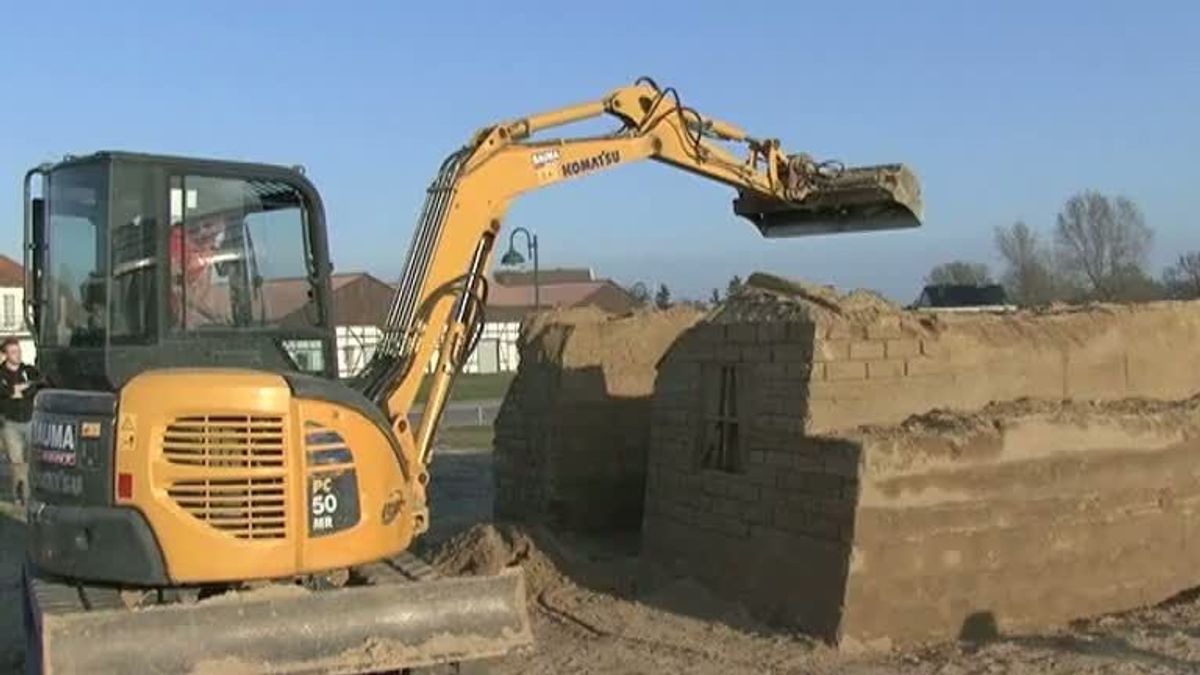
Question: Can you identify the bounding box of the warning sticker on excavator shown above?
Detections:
[308,468,361,536]
[530,149,560,168]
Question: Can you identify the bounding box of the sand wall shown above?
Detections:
[493,306,702,531]
[846,399,1200,643]
[698,273,1200,433]
[644,396,1200,644]
[641,275,1200,643]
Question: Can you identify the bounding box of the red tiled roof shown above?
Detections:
[493,268,594,285]
[487,280,611,308]
[0,255,24,288]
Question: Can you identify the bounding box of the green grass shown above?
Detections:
[415,372,515,404]
[433,425,495,450]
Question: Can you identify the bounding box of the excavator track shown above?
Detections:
[22,553,530,674]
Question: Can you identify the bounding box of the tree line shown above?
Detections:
[625,276,744,310]
[625,190,1195,310]
[929,190,1198,305]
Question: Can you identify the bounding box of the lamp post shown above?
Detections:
[501,227,539,311]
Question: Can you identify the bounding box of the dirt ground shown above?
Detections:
[1,504,26,675]
[431,519,1200,675]
[4,448,1200,674]
[430,449,1200,675]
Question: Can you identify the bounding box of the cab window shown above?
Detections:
[169,175,318,331]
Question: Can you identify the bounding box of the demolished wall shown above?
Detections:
[642,274,1200,643]
[494,306,703,531]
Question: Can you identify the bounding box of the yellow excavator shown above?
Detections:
[18,77,921,673]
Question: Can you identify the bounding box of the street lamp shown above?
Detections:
[501,226,539,311]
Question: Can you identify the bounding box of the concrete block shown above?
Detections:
[919,338,944,357]
[758,322,789,344]
[728,323,758,344]
[866,360,905,379]
[772,344,812,363]
[904,357,952,377]
[814,339,851,362]
[849,340,886,360]
[885,339,920,359]
[826,361,868,381]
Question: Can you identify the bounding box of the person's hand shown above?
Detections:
[12,382,30,398]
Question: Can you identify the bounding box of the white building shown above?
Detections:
[275,268,640,378]
[0,256,36,362]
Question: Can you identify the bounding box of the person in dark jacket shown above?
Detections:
[0,338,42,504]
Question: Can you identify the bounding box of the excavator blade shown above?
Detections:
[734,163,923,237]
[25,566,532,674]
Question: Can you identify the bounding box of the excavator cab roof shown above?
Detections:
[24,151,337,390]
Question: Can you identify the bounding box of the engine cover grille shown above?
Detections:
[163,415,288,540]
[162,415,286,468]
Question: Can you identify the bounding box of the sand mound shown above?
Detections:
[714,271,900,326]
[432,524,567,596]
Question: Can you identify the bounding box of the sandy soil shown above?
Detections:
[429,449,1200,675]
[5,449,1200,674]
[433,520,1200,675]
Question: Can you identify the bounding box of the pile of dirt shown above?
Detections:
[518,305,705,396]
[713,271,903,327]
[432,523,567,596]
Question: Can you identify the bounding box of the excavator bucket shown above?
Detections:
[734,163,922,237]
[25,565,532,674]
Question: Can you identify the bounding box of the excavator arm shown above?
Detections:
[355,78,922,468]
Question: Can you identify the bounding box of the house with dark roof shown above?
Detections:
[912,283,1015,312]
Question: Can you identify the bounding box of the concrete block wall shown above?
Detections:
[644,319,858,639]
[844,400,1200,643]
[642,282,1200,644]
[802,302,1200,433]
[493,306,702,531]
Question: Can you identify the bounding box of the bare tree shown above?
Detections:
[993,220,1059,305]
[924,260,992,286]
[1053,191,1154,301]
[654,283,672,310]
[1163,252,1200,299]
[626,281,650,305]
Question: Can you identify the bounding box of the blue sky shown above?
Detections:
[1,1,1196,302]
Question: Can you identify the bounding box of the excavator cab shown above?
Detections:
[20,152,532,674]
[24,152,338,392]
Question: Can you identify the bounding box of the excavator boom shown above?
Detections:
[356,77,922,465]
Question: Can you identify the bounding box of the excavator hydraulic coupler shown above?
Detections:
[734,162,922,237]
[24,562,532,674]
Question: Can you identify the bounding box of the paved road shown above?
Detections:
[408,398,502,428]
